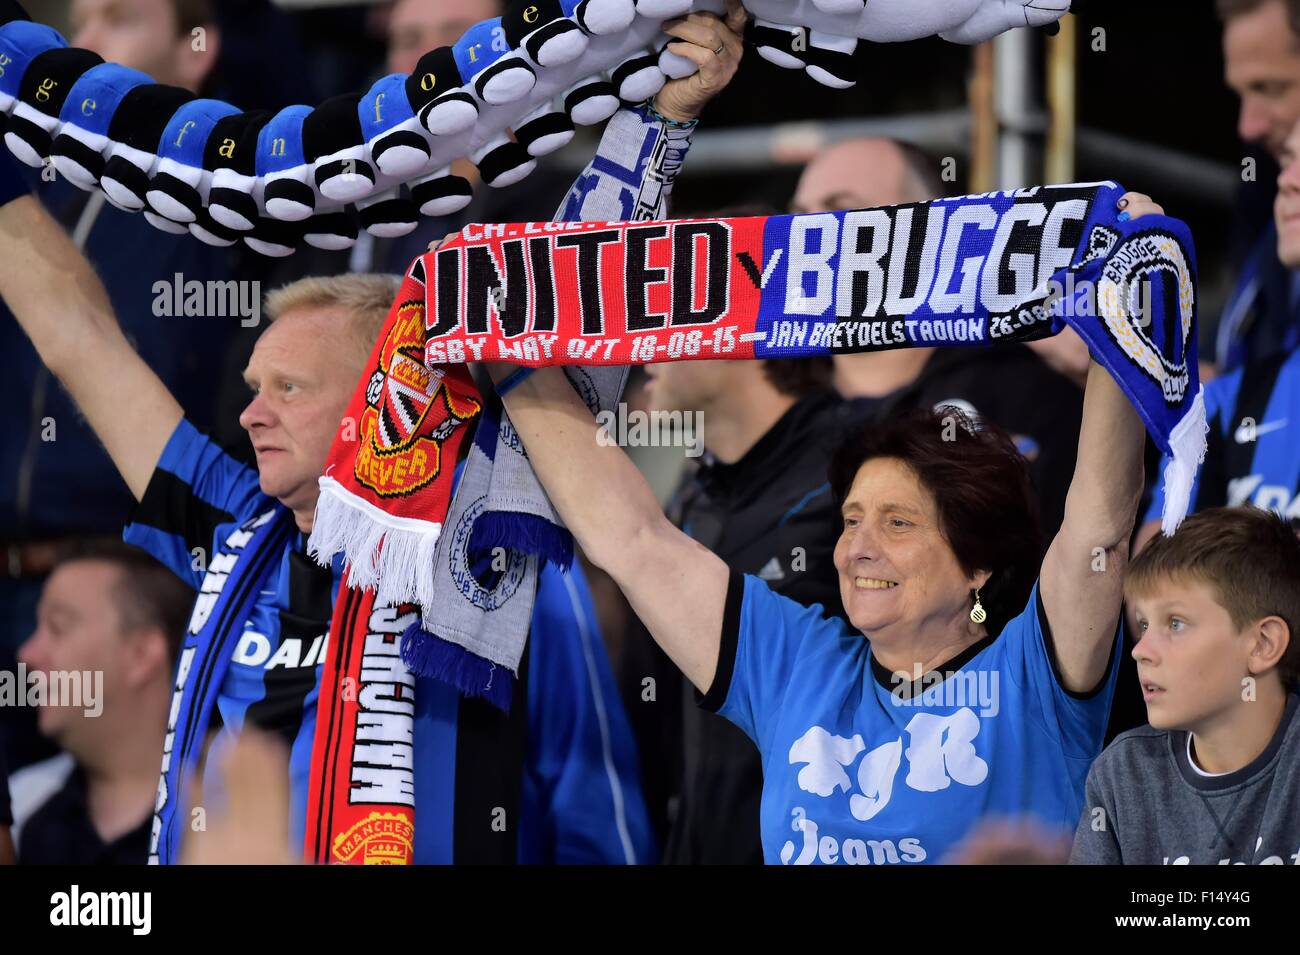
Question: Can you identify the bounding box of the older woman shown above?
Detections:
[483,192,1163,865]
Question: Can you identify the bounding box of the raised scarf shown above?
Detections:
[417,181,1205,533]
[305,180,1205,863]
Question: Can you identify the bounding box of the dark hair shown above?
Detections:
[828,407,1043,637]
[762,358,835,398]
[1217,0,1300,36]
[54,540,193,662]
[1127,506,1300,689]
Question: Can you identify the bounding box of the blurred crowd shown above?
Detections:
[0,0,1298,866]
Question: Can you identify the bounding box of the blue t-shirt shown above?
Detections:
[125,418,655,863]
[704,572,1120,865]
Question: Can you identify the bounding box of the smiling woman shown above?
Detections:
[828,407,1042,656]
[490,191,1163,864]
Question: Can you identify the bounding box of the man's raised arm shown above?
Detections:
[0,159,181,501]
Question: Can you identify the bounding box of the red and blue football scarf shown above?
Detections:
[306,272,482,863]
[420,181,1205,532]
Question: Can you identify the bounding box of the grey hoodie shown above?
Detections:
[1070,694,1300,864]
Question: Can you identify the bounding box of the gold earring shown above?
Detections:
[970,590,986,624]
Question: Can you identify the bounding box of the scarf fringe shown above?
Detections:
[309,477,443,608]
[400,620,514,712]
[473,511,575,571]
[1159,386,1208,537]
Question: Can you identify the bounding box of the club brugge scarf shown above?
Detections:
[151,506,296,865]
[421,181,1206,533]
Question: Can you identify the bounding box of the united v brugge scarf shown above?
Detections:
[416,180,1205,533]
[317,178,1204,665]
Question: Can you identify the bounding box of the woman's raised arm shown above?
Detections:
[1040,192,1163,693]
[495,365,730,693]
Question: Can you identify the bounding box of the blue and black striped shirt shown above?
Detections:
[126,419,655,863]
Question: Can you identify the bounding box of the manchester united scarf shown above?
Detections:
[304,579,419,864]
[303,269,482,864]
[308,270,483,610]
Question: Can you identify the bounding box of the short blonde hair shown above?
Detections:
[263,273,401,365]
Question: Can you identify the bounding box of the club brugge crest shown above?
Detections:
[354,300,480,498]
[449,495,529,612]
[1096,229,1195,405]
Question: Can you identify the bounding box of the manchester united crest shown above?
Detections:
[353,300,481,498]
[331,810,415,865]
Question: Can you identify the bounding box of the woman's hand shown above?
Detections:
[1040,192,1157,694]
[1118,192,1163,221]
[428,230,459,253]
[1027,193,1163,388]
[652,0,748,123]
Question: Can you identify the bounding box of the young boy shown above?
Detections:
[1071,506,1300,864]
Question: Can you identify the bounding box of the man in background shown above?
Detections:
[1135,115,1300,551]
[8,543,190,864]
[1216,0,1300,368]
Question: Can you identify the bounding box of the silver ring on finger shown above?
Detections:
[713,43,725,55]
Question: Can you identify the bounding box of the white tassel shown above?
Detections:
[1159,386,1208,537]
[308,476,443,601]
